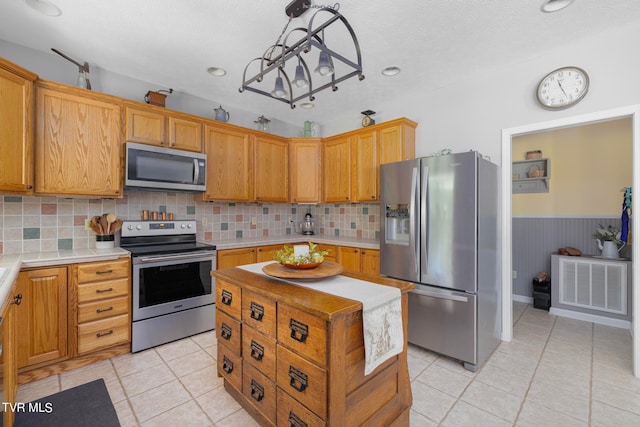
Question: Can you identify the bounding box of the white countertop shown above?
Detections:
[209,234,379,250]
[0,248,130,315]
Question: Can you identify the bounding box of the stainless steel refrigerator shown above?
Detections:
[380,151,500,371]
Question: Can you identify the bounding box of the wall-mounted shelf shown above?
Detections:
[512,158,550,194]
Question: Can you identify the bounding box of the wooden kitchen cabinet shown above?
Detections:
[322,135,352,202]
[217,247,257,269]
[377,119,417,166]
[72,258,131,355]
[1,277,19,427]
[254,134,289,202]
[289,138,322,203]
[352,129,378,201]
[256,244,284,263]
[15,267,68,369]
[125,106,203,152]
[199,124,254,202]
[337,246,380,276]
[35,82,122,198]
[0,57,37,195]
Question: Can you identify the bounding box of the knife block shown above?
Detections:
[144,91,166,107]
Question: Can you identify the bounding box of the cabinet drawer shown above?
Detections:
[77,314,130,354]
[78,296,129,323]
[77,259,129,283]
[243,361,276,424]
[216,309,241,355]
[216,280,241,319]
[77,277,129,303]
[277,388,326,427]
[277,345,327,419]
[277,304,327,367]
[242,290,276,337]
[242,326,276,380]
[218,342,242,392]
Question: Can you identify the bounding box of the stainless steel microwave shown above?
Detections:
[125,142,206,192]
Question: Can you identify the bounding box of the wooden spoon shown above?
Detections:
[106,213,116,234]
[100,214,109,235]
[91,215,102,234]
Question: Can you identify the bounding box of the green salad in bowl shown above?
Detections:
[276,243,329,269]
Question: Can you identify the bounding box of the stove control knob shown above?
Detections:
[180,224,186,229]
[187,224,193,229]
[127,225,134,230]
[136,224,143,230]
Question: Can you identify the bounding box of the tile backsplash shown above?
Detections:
[0,192,380,254]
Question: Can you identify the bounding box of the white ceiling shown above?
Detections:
[1,0,639,127]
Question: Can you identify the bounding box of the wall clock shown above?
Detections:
[536,66,589,110]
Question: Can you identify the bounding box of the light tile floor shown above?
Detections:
[14,302,640,426]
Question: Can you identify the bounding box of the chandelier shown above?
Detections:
[239,0,364,109]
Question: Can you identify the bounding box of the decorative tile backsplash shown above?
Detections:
[0,192,380,254]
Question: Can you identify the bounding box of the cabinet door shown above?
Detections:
[200,125,253,201]
[338,246,361,273]
[353,130,378,201]
[2,291,18,427]
[218,248,257,269]
[323,136,351,202]
[378,121,416,165]
[36,87,122,197]
[289,138,321,203]
[125,107,165,146]
[168,116,202,152]
[16,267,68,368]
[255,135,289,202]
[361,249,380,276]
[0,60,36,194]
[256,244,284,262]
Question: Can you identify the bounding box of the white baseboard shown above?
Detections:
[549,307,631,329]
[512,294,533,304]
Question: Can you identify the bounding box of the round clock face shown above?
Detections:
[536,66,589,110]
[362,115,373,127]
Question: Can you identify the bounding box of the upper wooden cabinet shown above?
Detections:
[0,57,37,195]
[323,118,417,202]
[322,134,352,203]
[254,134,289,202]
[35,82,123,198]
[199,124,254,202]
[289,138,321,203]
[125,106,203,152]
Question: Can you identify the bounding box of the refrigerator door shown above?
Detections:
[380,159,420,283]
[407,284,477,366]
[421,152,478,293]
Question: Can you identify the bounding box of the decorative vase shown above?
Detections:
[96,234,115,249]
[599,240,622,259]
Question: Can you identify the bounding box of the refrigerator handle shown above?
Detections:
[421,165,429,279]
[411,288,469,303]
[410,166,419,274]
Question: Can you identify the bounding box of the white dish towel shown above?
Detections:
[239,262,404,375]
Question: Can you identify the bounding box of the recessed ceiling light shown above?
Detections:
[540,0,575,13]
[299,102,315,109]
[381,66,401,76]
[207,67,227,77]
[25,0,61,16]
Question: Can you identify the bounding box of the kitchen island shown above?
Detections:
[212,263,414,426]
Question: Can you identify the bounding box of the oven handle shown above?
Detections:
[137,251,216,263]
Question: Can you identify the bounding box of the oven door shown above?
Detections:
[132,251,216,321]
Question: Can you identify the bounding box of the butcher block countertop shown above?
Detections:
[212,265,414,426]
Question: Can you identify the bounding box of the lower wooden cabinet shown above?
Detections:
[15,267,68,368]
[337,246,380,276]
[217,247,257,269]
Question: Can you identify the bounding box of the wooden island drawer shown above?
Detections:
[218,342,242,391]
[78,296,129,323]
[77,314,130,354]
[277,388,326,427]
[241,290,276,337]
[277,345,327,419]
[216,309,241,355]
[77,259,129,283]
[77,277,129,303]
[277,303,327,367]
[243,361,276,424]
[216,280,241,319]
[242,325,276,380]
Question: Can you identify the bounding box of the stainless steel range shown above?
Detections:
[121,220,216,352]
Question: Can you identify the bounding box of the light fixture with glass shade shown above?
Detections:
[239,0,364,109]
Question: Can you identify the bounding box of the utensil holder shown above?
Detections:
[96,234,115,249]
